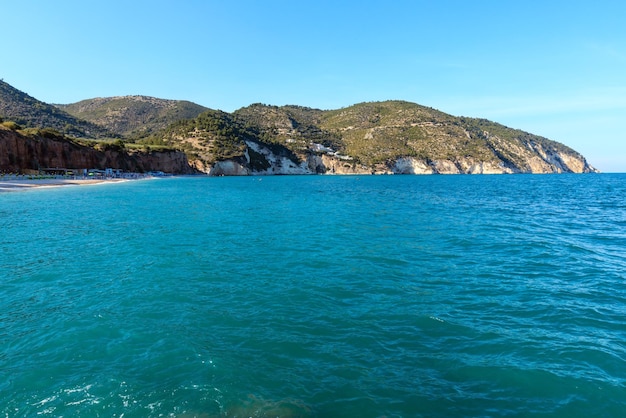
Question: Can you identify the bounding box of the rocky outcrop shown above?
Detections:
[244,141,311,175]
[198,140,597,176]
[307,154,373,175]
[131,149,195,174]
[208,160,250,176]
[392,157,508,174]
[0,128,195,174]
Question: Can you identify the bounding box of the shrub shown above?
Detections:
[1,121,21,130]
[37,128,64,139]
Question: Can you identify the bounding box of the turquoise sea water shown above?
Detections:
[1,174,625,417]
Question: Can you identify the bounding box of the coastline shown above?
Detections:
[0,177,139,192]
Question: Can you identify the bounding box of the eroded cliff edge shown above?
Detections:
[0,127,596,176]
[203,139,597,176]
[0,128,195,174]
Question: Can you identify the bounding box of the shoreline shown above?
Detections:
[0,177,149,192]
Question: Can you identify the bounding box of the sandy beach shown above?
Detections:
[0,178,129,192]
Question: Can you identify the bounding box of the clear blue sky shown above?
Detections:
[2,0,625,172]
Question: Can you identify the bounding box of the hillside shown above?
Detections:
[143,101,597,175]
[0,80,114,139]
[318,101,588,171]
[56,96,208,139]
[0,80,598,175]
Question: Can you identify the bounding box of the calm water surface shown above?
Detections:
[1,174,625,417]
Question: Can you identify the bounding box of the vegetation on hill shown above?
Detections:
[140,109,252,166]
[0,80,595,174]
[233,103,341,152]
[0,80,115,139]
[319,101,497,165]
[316,101,586,168]
[56,96,208,139]
[143,100,589,172]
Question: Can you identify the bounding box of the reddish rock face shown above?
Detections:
[0,129,196,174]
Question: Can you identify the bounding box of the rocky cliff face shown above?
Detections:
[0,129,195,174]
[1,127,595,177]
[194,140,597,176]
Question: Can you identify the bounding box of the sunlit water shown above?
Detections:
[1,174,625,417]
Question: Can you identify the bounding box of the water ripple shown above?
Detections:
[2,175,626,417]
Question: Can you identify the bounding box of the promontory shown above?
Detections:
[0,80,597,175]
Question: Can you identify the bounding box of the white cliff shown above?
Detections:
[199,138,597,176]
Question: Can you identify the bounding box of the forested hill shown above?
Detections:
[141,101,598,175]
[56,96,208,139]
[0,80,598,175]
[0,80,114,138]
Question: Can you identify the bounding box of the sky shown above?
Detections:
[2,0,626,172]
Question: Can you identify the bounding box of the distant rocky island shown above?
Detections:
[0,80,597,175]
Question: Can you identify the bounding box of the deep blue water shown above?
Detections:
[1,174,625,417]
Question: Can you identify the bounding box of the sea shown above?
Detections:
[1,174,625,417]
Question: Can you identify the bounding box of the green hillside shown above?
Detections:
[138,99,591,173]
[234,104,340,150]
[0,79,595,174]
[0,80,114,138]
[140,109,250,166]
[319,101,584,167]
[57,96,208,139]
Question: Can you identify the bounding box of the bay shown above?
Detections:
[1,174,625,417]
